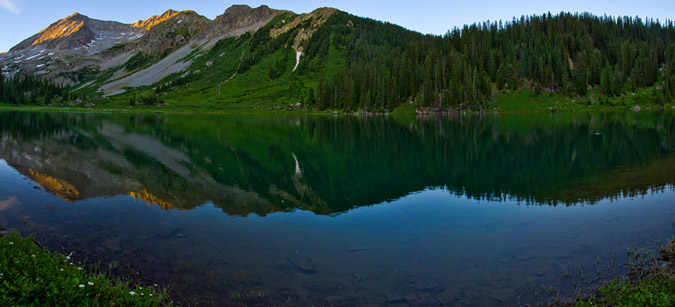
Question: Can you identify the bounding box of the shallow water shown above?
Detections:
[0,110,674,305]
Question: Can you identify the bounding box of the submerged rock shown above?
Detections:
[287,252,316,274]
[302,280,345,292]
[324,295,352,304]
[101,237,121,252]
[490,287,514,303]
[385,292,404,303]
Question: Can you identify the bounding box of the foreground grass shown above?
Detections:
[0,232,170,306]
[576,239,675,307]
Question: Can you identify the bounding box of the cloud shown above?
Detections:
[0,0,23,14]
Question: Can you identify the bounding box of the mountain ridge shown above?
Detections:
[0,4,285,88]
[1,5,674,112]
[4,5,286,55]
[132,9,186,31]
[9,12,143,53]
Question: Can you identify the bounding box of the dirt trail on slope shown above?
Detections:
[218,41,250,96]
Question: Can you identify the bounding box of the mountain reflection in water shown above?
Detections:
[1,110,674,215]
[1,110,674,306]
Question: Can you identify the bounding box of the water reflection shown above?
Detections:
[1,110,674,306]
[1,110,674,215]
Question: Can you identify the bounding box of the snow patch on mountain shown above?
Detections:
[293,51,302,72]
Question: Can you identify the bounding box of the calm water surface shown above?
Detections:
[0,110,674,305]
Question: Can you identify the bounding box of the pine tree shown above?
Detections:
[307,87,316,106]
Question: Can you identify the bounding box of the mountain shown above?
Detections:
[0,5,278,88]
[9,13,143,54]
[115,10,212,60]
[0,5,674,111]
[2,111,674,216]
[132,9,183,30]
[201,5,278,39]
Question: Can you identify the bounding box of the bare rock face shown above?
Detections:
[132,9,182,30]
[200,5,279,39]
[129,10,211,56]
[0,12,146,86]
[10,13,143,54]
[0,5,303,87]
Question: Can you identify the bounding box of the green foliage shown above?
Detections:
[0,70,78,105]
[0,232,169,306]
[239,13,300,74]
[125,52,155,71]
[578,239,675,307]
[306,87,316,106]
[156,73,197,93]
[100,43,127,55]
[130,93,165,106]
[52,11,675,112]
[577,277,675,307]
[601,66,625,97]
[303,12,675,111]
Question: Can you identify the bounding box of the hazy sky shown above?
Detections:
[1,0,674,52]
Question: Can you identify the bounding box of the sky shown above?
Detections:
[1,0,674,52]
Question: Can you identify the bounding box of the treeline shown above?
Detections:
[128,93,165,106]
[301,12,675,111]
[0,68,82,105]
[239,13,302,75]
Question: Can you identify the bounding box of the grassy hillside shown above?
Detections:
[2,9,675,113]
[94,10,347,110]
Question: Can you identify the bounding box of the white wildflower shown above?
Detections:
[129,291,136,296]
[87,281,94,286]
[78,284,85,288]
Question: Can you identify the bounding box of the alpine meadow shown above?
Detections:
[0,5,674,112]
[1,3,675,307]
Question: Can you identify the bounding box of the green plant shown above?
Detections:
[125,52,155,71]
[577,239,675,307]
[577,277,675,307]
[0,232,170,306]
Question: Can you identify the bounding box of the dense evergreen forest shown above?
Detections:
[298,12,675,111]
[0,67,79,105]
[2,11,675,112]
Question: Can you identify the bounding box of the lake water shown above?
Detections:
[0,110,674,305]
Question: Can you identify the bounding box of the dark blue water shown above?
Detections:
[0,110,674,305]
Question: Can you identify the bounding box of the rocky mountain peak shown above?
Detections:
[224,5,253,14]
[132,9,187,30]
[8,11,142,55]
[65,12,87,20]
[128,9,211,56]
[200,5,277,39]
[9,13,93,51]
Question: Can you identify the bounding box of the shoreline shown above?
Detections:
[0,102,673,116]
[4,226,672,306]
[572,238,675,306]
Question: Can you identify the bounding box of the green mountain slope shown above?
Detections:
[2,5,675,112]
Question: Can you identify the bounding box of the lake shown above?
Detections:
[0,110,674,305]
